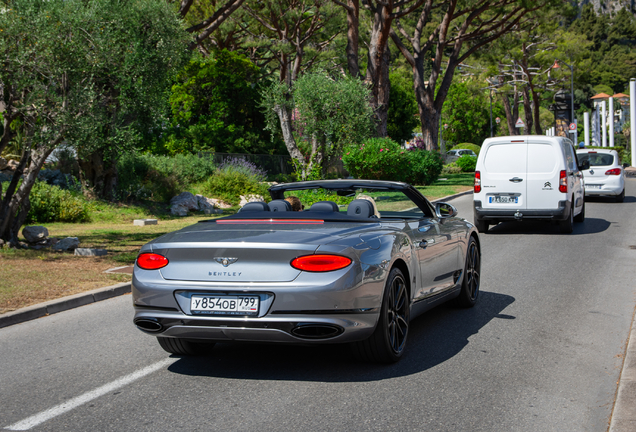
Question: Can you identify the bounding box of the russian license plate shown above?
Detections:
[489,195,518,204]
[190,295,259,316]
[586,184,602,190]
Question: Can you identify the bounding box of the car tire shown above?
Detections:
[352,267,409,363]
[454,237,480,308]
[616,188,625,203]
[574,200,585,223]
[157,337,215,356]
[474,217,489,233]
[559,204,574,234]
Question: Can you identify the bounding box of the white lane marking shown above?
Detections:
[5,358,175,431]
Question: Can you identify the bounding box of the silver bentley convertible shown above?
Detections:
[133,180,481,363]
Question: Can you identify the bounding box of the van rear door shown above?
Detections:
[525,138,562,210]
[481,139,527,210]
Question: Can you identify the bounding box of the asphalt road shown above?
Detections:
[2,179,635,432]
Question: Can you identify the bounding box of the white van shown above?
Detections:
[473,135,588,234]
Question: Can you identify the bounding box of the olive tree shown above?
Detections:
[261,72,374,180]
[0,0,189,245]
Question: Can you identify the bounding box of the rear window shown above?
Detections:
[577,153,614,166]
[484,143,526,173]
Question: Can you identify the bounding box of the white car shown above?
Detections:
[576,149,625,202]
[447,149,477,157]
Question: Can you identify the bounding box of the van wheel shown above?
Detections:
[474,218,489,233]
[574,200,585,223]
[559,206,574,233]
[616,189,625,203]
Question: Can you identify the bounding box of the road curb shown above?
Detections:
[431,189,473,203]
[0,282,131,329]
[609,305,636,431]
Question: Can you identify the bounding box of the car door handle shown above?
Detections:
[509,177,523,183]
[419,241,428,249]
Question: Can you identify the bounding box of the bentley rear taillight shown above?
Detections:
[291,255,352,272]
[474,171,481,193]
[605,168,622,175]
[559,170,568,193]
[137,253,169,270]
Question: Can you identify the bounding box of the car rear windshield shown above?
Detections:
[577,153,614,166]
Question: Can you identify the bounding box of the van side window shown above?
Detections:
[562,142,576,171]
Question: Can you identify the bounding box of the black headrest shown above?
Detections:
[239,201,269,212]
[309,201,340,212]
[347,199,374,218]
[268,200,292,212]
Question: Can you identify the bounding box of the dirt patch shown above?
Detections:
[0,254,131,314]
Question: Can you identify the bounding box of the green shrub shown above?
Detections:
[27,181,91,223]
[202,157,269,205]
[449,143,481,156]
[117,153,216,202]
[342,137,443,185]
[456,155,477,172]
[441,162,463,174]
[291,189,353,209]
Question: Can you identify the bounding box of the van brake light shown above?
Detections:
[559,170,568,193]
[474,171,481,193]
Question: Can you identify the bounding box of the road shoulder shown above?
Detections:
[0,282,131,329]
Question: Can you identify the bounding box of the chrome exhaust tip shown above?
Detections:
[134,318,163,332]
[291,324,343,339]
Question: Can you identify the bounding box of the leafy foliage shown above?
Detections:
[201,158,269,205]
[455,155,477,173]
[165,50,284,155]
[342,138,443,185]
[26,182,91,223]
[116,153,216,202]
[387,72,419,143]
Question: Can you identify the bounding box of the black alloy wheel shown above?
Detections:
[455,237,480,308]
[352,267,409,363]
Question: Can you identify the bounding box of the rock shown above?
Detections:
[196,194,217,211]
[0,157,7,170]
[239,194,265,207]
[6,160,19,171]
[74,248,108,256]
[170,192,199,211]
[170,205,189,216]
[210,198,232,209]
[204,208,223,215]
[52,237,80,251]
[22,226,49,243]
[133,219,158,226]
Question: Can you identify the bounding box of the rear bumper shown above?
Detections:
[133,308,377,343]
[474,200,570,221]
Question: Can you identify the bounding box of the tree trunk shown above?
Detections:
[532,87,543,135]
[523,86,533,134]
[0,145,54,246]
[365,2,394,137]
[78,150,118,200]
[343,0,360,78]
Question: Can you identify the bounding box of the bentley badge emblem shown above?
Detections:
[214,257,238,267]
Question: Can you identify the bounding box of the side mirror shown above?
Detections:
[435,202,458,218]
[579,160,590,171]
[623,163,630,168]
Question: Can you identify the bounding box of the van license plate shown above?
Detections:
[489,196,518,204]
[190,295,259,316]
